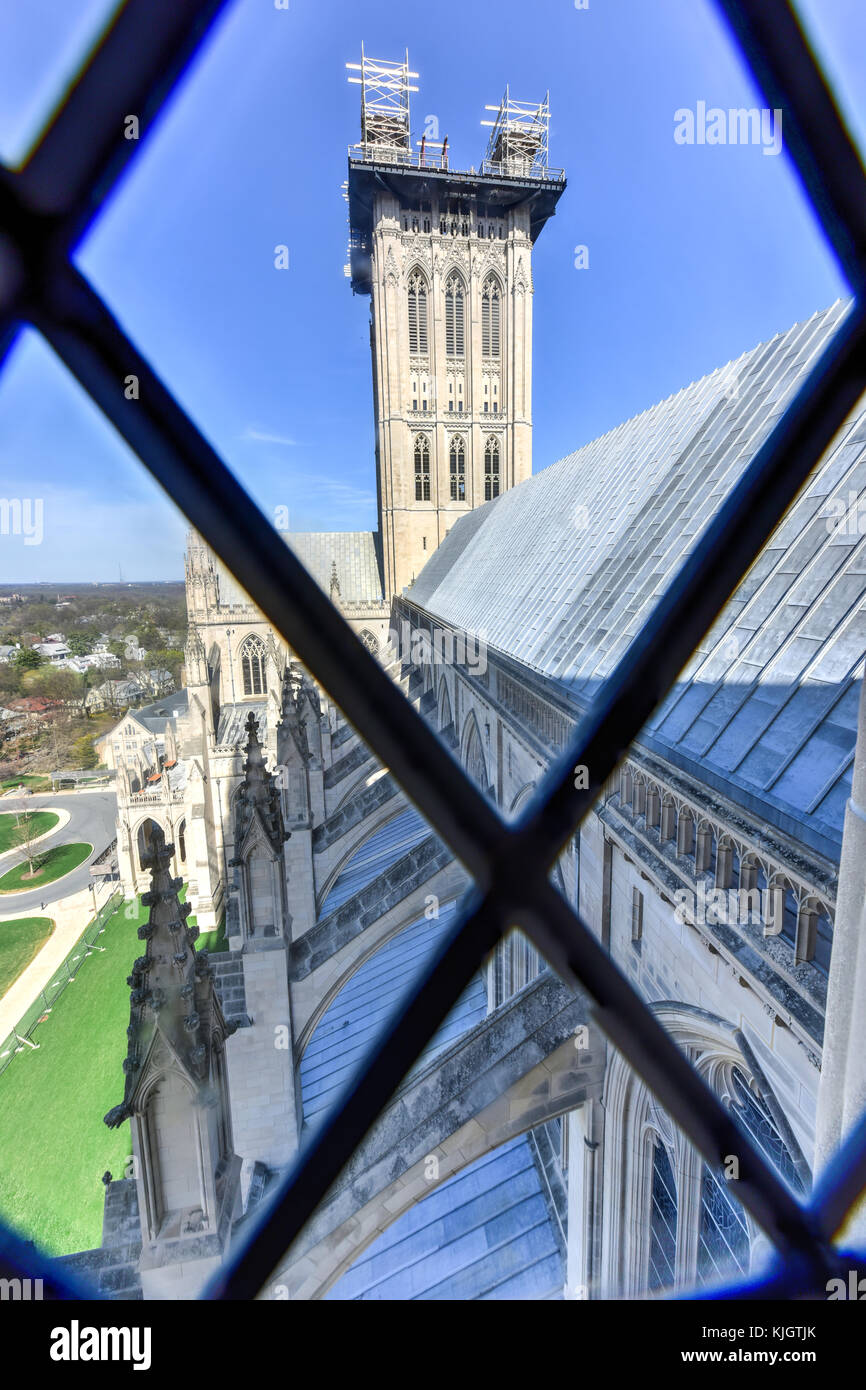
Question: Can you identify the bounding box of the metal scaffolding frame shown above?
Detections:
[482,86,551,176]
[346,45,418,156]
[0,0,866,1301]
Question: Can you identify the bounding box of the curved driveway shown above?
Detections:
[0,791,117,914]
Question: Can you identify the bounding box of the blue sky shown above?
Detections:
[0,0,863,581]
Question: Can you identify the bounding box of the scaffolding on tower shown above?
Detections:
[481,87,551,177]
[346,45,419,160]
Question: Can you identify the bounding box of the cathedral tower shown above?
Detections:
[346,51,566,597]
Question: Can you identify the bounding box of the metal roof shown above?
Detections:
[285,531,384,603]
[215,532,383,608]
[411,301,863,850]
[131,688,189,731]
[216,700,267,748]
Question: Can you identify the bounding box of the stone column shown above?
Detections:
[815,676,866,1233]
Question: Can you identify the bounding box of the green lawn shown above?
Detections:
[1,774,51,793]
[0,810,59,854]
[0,897,145,1255]
[0,916,54,999]
[196,914,227,954]
[0,841,91,893]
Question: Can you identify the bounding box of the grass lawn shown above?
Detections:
[0,841,91,893]
[196,914,227,954]
[0,916,54,999]
[0,810,59,854]
[0,897,145,1255]
[1,774,51,793]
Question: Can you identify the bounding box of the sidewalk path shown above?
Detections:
[0,807,71,864]
[0,790,116,912]
[0,880,118,1043]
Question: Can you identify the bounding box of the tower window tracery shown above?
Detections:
[481,275,501,358]
[449,435,466,502]
[445,273,465,357]
[484,436,501,500]
[414,434,431,501]
[407,271,429,356]
[240,634,267,696]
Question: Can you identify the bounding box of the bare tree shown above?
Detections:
[14,795,48,878]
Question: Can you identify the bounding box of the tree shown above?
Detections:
[137,625,161,653]
[0,664,21,702]
[14,801,48,878]
[149,648,184,683]
[23,666,84,704]
[72,733,98,769]
[66,630,93,657]
[14,648,44,671]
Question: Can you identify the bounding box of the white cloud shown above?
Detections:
[243,427,301,447]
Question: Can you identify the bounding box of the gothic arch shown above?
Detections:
[481,272,503,360]
[279,975,596,1297]
[295,892,465,1059]
[437,676,454,732]
[239,633,267,697]
[413,433,431,502]
[509,781,537,817]
[483,435,501,500]
[599,1003,805,1297]
[461,711,488,790]
[443,270,466,358]
[406,266,430,356]
[314,806,419,916]
[448,433,466,502]
[136,816,167,871]
[358,629,379,658]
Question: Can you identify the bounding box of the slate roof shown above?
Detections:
[216,701,267,748]
[299,895,563,1300]
[286,531,384,604]
[410,301,863,856]
[131,689,189,732]
[318,806,433,916]
[215,532,384,607]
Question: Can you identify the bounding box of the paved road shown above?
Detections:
[0,790,117,914]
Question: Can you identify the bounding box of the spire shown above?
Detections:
[184,531,219,620]
[235,713,288,855]
[104,826,232,1130]
[329,560,341,602]
[184,621,208,687]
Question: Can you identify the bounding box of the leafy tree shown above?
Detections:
[66,630,93,656]
[148,649,184,683]
[137,625,161,652]
[14,648,44,671]
[72,734,98,769]
[0,665,21,701]
[23,667,85,703]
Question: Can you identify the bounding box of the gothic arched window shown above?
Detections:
[484,436,500,500]
[414,435,431,501]
[444,273,465,357]
[407,271,429,356]
[697,1162,750,1284]
[648,1141,678,1291]
[449,435,466,501]
[240,634,267,696]
[481,275,501,358]
[359,629,379,657]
